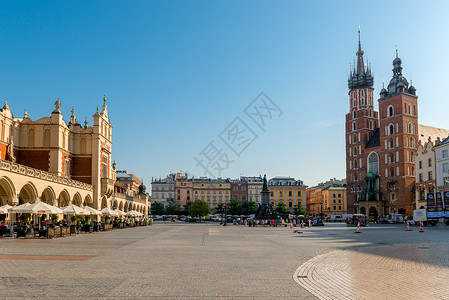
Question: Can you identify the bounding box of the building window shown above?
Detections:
[353,122,356,131]
[428,171,433,180]
[177,190,180,194]
[353,110,356,119]
[28,129,35,146]
[428,158,432,167]
[339,206,341,210]
[443,163,449,173]
[419,173,423,182]
[44,129,51,146]
[102,155,108,178]
[298,191,301,197]
[288,202,292,208]
[288,191,292,197]
[443,150,449,158]
[419,161,422,169]
[388,106,394,117]
[389,124,394,135]
[368,152,379,175]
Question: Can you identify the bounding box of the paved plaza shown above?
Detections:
[0,222,448,299]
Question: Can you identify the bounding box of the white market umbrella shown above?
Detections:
[10,202,33,213]
[126,210,139,217]
[113,209,126,216]
[61,204,90,215]
[0,204,13,214]
[21,202,63,214]
[84,206,102,216]
[101,207,119,216]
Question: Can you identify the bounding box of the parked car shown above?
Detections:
[311,218,324,226]
[368,216,375,223]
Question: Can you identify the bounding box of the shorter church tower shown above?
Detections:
[378,51,418,216]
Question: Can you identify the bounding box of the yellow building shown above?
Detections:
[268,177,307,211]
[322,184,347,216]
[307,179,347,217]
[193,178,231,210]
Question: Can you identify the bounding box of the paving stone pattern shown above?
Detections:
[0,222,448,299]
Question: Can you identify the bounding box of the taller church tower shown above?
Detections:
[345,30,378,213]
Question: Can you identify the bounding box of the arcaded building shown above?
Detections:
[0,98,148,215]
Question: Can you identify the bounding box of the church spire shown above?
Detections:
[356,27,365,75]
[348,28,374,91]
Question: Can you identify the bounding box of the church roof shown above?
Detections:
[365,128,380,149]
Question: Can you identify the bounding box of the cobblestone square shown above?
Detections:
[0,222,448,299]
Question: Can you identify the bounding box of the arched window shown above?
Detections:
[361,90,365,105]
[28,129,35,147]
[353,122,356,131]
[408,104,412,115]
[354,173,358,181]
[389,124,394,135]
[353,133,357,143]
[390,167,395,177]
[390,153,394,164]
[388,106,394,117]
[369,120,373,129]
[353,110,356,119]
[353,92,356,107]
[81,138,87,154]
[390,138,394,149]
[408,123,412,133]
[44,129,51,146]
[368,152,379,175]
[354,159,358,169]
[369,109,372,117]
[353,147,358,156]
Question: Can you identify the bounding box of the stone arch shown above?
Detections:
[133,204,136,211]
[58,190,70,207]
[369,206,378,220]
[0,176,15,206]
[119,201,124,211]
[19,182,38,204]
[100,196,108,209]
[127,202,132,212]
[41,186,56,206]
[112,200,118,210]
[360,206,366,215]
[84,194,93,207]
[72,192,82,206]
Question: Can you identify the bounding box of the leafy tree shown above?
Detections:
[166,201,180,215]
[293,203,307,216]
[214,203,225,214]
[151,201,165,215]
[190,200,209,219]
[228,198,242,215]
[275,202,289,214]
[181,201,191,216]
[242,201,258,215]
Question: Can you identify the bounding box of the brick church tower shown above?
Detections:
[378,51,418,216]
[345,30,419,217]
[345,31,378,213]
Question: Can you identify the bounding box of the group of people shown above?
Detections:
[345,215,367,227]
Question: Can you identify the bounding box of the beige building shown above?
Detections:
[193,178,231,210]
[268,176,307,211]
[415,138,436,210]
[0,99,148,215]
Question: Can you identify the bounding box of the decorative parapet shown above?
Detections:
[0,159,94,191]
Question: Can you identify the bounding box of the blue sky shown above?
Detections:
[2,1,449,186]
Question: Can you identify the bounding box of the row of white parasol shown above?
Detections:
[0,203,144,217]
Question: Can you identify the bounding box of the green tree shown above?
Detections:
[293,203,307,216]
[241,201,258,215]
[190,200,209,219]
[166,201,180,215]
[181,201,191,216]
[151,201,165,215]
[228,199,242,215]
[275,202,289,214]
[214,203,225,214]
